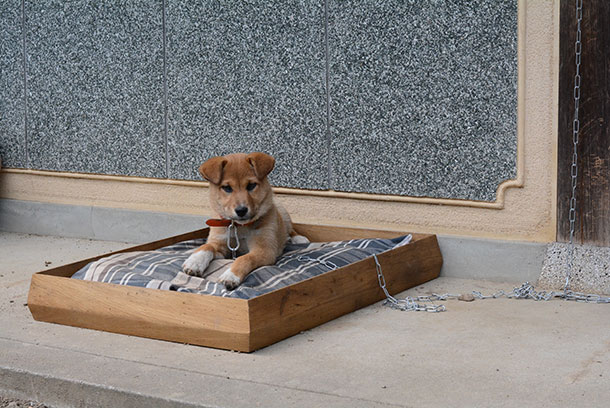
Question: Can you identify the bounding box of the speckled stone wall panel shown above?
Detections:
[166,1,328,188]
[328,0,518,201]
[0,0,25,168]
[25,0,166,177]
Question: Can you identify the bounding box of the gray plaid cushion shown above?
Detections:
[71,235,412,299]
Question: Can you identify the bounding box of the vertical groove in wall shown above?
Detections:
[323,0,332,189]
[21,0,29,168]
[162,0,169,179]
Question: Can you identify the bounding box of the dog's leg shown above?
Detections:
[217,247,276,290]
[182,240,227,277]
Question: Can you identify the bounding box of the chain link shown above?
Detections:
[227,221,240,259]
[566,0,583,293]
[373,254,610,313]
[374,254,448,312]
[295,250,610,313]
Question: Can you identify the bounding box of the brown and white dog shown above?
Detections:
[182,152,309,289]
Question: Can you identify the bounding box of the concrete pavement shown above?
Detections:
[1,232,609,407]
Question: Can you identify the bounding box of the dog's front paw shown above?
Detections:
[182,250,214,277]
[218,268,242,290]
[289,235,310,245]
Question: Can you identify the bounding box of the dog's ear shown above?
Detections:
[198,156,227,185]
[246,152,275,179]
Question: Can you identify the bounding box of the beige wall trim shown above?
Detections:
[1,167,521,209]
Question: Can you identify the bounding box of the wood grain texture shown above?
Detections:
[247,235,442,351]
[293,223,429,242]
[28,225,442,352]
[29,274,250,350]
[558,0,610,246]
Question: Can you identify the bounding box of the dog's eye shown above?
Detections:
[246,182,257,192]
[221,185,233,193]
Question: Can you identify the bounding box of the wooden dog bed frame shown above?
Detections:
[28,224,443,352]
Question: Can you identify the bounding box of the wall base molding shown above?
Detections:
[0,198,546,282]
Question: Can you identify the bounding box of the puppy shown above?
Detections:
[182,152,309,289]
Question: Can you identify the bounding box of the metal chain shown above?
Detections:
[374,254,448,312]
[295,251,610,313]
[373,254,610,313]
[227,221,240,259]
[565,0,583,293]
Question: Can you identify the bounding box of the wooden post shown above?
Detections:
[558,0,610,246]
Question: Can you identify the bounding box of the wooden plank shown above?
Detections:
[558,0,610,246]
[246,235,442,351]
[293,223,429,242]
[28,273,251,351]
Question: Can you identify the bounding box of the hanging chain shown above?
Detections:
[227,221,240,259]
[565,0,583,293]
[374,254,447,312]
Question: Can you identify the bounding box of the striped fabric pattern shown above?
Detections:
[71,235,412,299]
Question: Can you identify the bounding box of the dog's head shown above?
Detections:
[199,152,275,222]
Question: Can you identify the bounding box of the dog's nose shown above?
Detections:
[235,206,248,218]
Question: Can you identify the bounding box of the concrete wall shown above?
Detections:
[2,0,517,201]
[0,0,558,243]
